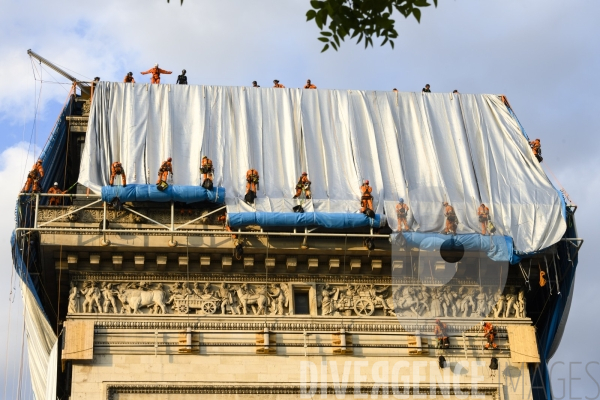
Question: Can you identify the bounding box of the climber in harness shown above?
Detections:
[360,180,375,218]
[200,156,214,190]
[293,172,311,199]
[156,157,173,191]
[48,182,67,206]
[245,169,259,204]
[477,203,490,235]
[483,322,498,350]
[442,202,458,235]
[22,159,45,193]
[529,138,543,162]
[396,198,410,231]
[109,161,126,187]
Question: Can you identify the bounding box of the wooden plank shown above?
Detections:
[62,320,94,361]
[507,325,540,363]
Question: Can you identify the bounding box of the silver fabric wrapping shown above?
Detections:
[79,83,565,252]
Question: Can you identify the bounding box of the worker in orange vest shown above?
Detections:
[157,158,173,184]
[483,322,498,350]
[140,64,172,84]
[360,180,373,214]
[109,161,126,187]
[47,182,67,206]
[477,203,490,235]
[304,79,317,89]
[442,202,458,235]
[396,198,410,231]
[23,159,45,192]
[201,156,214,189]
[529,138,543,162]
[123,72,135,83]
[434,319,449,349]
[245,169,259,204]
[293,172,311,199]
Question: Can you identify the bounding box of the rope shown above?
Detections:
[543,161,576,206]
[56,245,63,333]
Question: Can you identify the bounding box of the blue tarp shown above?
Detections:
[101,184,225,204]
[228,212,382,229]
[391,232,515,263]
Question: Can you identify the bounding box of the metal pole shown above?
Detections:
[33,193,40,229]
[103,202,107,231]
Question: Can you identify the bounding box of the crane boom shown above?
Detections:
[27,49,91,95]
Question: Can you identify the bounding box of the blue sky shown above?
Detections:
[1,0,599,398]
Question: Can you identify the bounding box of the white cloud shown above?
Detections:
[0,142,41,398]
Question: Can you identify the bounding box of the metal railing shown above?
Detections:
[16,193,390,246]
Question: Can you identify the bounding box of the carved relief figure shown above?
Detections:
[514,290,526,318]
[430,288,443,318]
[119,284,168,314]
[366,284,392,314]
[267,284,286,315]
[68,282,79,314]
[493,292,505,319]
[320,284,338,316]
[504,287,516,318]
[235,284,268,315]
[460,288,476,317]
[101,282,119,313]
[415,286,430,316]
[217,282,238,315]
[475,288,488,317]
[81,281,102,313]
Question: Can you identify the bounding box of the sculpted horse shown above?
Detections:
[117,287,167,314]
[234,285,268,315]
[393,287,421,317]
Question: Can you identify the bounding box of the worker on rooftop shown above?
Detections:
[48,182,67,206]
[22,159,44,193]
[453,89,459,94]
[252,81,260,88]
[304,79,317,89]
[176,70,187,85]
[123,72,135,83]
[273,80,285,88]
[109,161,126,187]
[422,84,431,93]
[393,88,398,92]
[141,63,172,84]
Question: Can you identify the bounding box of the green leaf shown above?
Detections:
[320,31,333,36]
[306,10,317,21]
[318,37,330,42]
[412,8,421,22]
[321,44,330,53]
